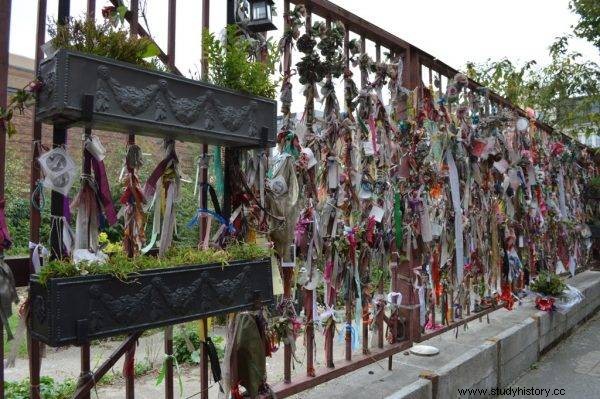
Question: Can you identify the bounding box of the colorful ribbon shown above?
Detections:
[0,199,12,251]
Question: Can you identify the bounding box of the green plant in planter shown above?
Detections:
[530,271,567,297]
[202,25,280,99]
[38,242,271,285]
[48,18,163,70]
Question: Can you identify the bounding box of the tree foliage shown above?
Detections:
[466,36,600,138]
[570,0,600,49]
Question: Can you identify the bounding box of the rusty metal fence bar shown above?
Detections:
[0,1,589,398]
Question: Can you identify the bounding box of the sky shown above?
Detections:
[9,0,599,67]
[7,0,600,114]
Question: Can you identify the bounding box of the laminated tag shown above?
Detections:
[43,169,76,195]
[327,157,339,190]
[362,141,375,156]
[282,244,296,268]
[369,206,384,222]
[38,147,76,178]
[271,256,284,295]
[359,180,373,199]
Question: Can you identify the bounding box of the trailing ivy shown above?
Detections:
[38,242,271,285]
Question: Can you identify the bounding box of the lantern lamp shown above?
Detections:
[246,0,277,32]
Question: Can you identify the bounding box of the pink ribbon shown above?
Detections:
[0,199,12,250]
[294,216,311,252]
[368,116,379,155]
[90,156,117,225]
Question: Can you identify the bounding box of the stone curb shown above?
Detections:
[384,270,600,399]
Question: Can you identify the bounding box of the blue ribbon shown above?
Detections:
[187,208,236,234]
[337,322,360,351]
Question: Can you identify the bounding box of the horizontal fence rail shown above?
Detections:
[0,1,593,399]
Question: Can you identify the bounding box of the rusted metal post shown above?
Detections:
[78,5,95,398]
[164,2,176,398]
[124,343,135,399]
[199,2,210,398]
[343,24,349,70]
[282,267,293,383]
[167,0,176,70]
[165,327,174,399]
[374,42,384,351]
[77,344,91,399]
[0,2,11,397]
[29,0,47,272]
[125,0,138,258]
[360,36,367,86]
[49,1,70,260]
[360,33,369,356]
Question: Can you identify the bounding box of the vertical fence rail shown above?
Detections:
[125,3,139,397]
[0,0,584,398]
[199,1,210,398]
[0,1,11,397]
[164,1,177,397]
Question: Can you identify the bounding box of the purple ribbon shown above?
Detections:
[143,152,176,199]
[90,156,118,226]
[0,199,12,250]
[62,195,71,223]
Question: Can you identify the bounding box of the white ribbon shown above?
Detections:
[28,242,49,273]
[446,150,464,283]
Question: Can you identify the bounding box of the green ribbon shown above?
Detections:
[212,146,224,202]
[394,190,403,251]
[357,116,369,135]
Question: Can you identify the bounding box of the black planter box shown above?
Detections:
[36,50,277,147]
[29,258,273,347]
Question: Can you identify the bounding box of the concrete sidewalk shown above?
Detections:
[291,270,600,399]
[499,311,600,399]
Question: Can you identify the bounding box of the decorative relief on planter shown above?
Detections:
[36,50,276,147]
[29,259,273,347]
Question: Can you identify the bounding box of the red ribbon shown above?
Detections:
[0,198,12,251]
[368,116,379,155]
[365,217,376,247]
[143,152,176,199]
[500,282,514,311]
[535,296,555,312]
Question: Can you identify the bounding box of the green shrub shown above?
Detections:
[530,270,567,297]
[173,325,225,365]
[5,376,76,399]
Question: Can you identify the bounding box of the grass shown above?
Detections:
[38,242,270,285]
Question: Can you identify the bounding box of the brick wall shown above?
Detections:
[5,107,201,198]
[6,54,200,199]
